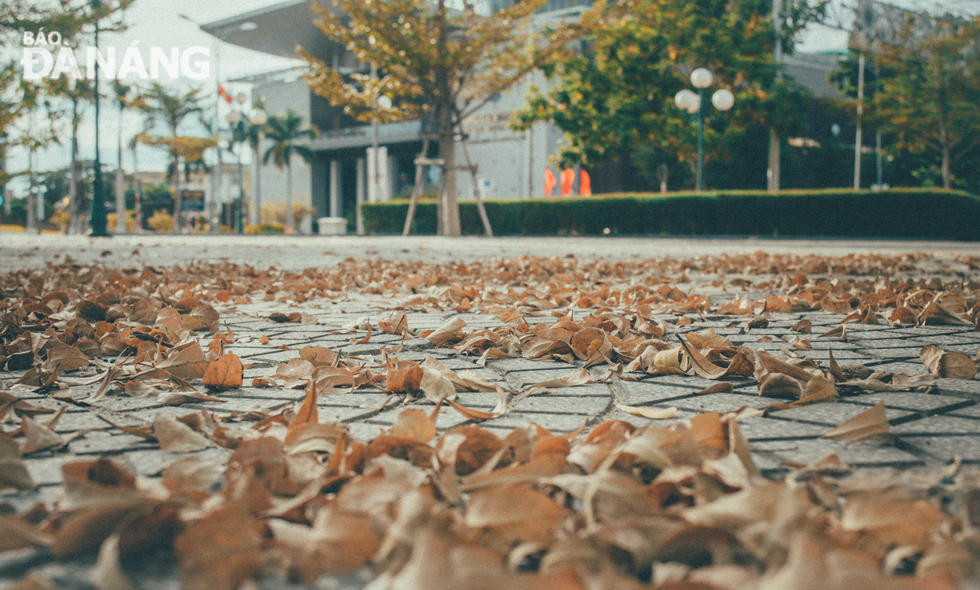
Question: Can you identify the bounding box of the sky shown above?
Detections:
[6,0,972,198]
[6,0,304,196]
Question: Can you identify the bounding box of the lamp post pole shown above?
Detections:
[674,68,734,193]
[90,0,109,237]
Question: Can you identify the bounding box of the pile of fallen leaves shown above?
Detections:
[1,252,980,589]
[3,407,980,589]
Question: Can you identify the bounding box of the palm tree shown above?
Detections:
[262,110,317,233]
[133,83,207,232]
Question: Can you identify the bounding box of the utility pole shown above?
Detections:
[852,0,874,190]
[89,0,109,237]
[768,0,782,193]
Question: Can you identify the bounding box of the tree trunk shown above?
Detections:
[942,146,951,190]
[438,106,461,237]
[460,137,492,237]
[286,161,295,233]
[403,137,430,236]
[658,163,668,194]
[171,153,182,233]
[68,131,80,235]
[767,128,780,192]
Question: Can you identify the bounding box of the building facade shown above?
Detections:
[204,0,842,231]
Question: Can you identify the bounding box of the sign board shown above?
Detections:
[181,190,205,212]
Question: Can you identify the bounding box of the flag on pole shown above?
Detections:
[218,86,233,104]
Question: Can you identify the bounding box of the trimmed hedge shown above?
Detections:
[361,189,980,240]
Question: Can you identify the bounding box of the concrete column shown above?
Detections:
[356,157,365,235]
[329,159,341,217]
[387,154,396,201]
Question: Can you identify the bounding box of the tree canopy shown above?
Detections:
[870,15,980,190]
[302,0,631,236]
[511,0,820,189]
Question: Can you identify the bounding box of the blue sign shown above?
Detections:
[181,190,205,212]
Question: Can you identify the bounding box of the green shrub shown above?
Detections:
[361,189,980,240]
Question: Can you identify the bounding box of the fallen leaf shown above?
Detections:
[918,297,972,326]
[920,344,977,380]
[174,503,263,590]
[614,404,678,420]
[0,433,35,489]
[791,319,812,333]
[20,416,66,454]
[202,354,244,390]
[426,317,465,347]
[155,342,208,381]
[44,344,90,373]
[276,358,316,389]
[697,382,734,395]
[392,408,437,443]
[824,401,890,442]
[521,367,592,396]
[90,533,134,590]
[153,415,209,452]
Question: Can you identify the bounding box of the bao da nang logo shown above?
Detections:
[21,30,210,81]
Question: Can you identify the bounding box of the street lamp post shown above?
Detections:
[674,68,735,192]
[90,0,109,237]
[225,95,266,233]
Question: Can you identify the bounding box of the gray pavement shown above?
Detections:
[2,233,980,272]
[1,235,979,588]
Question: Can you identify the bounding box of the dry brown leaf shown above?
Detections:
[824,401,890,442]
[791,319,812,333]
[841,491,943,548]
[920,344,977,380]
[44,344,90,373]
[90,533,134,590]
[202,354,243,390]
[614,403,677,420]
[276,358,316,389]
[259,335,270,344]
[309,366,356,395]
[918,297,972,326]
[20,415,66,454]
[153,415,209,452]
[426,317,466,347]
[521,367,592,396]
[759,373,804,399]
[465,483,565,544]
[391,408,437,443]
[270,507,379,582]
[0,433,35,490]
[420,366,456,403]
[299,345,339,367]
[155,342,208,381]
[174,503,263,590]
[697,382,734,395]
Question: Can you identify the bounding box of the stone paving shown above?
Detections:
[2,235,980,588]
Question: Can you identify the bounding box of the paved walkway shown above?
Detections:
[1,236,979,588]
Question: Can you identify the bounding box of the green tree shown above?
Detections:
[262,109,318,233]
[512,0,818,190]
[133,83,209,232]
[870,15,980,190]
[302,0,629,236]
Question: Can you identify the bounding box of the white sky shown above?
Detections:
[6,0,303,196]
